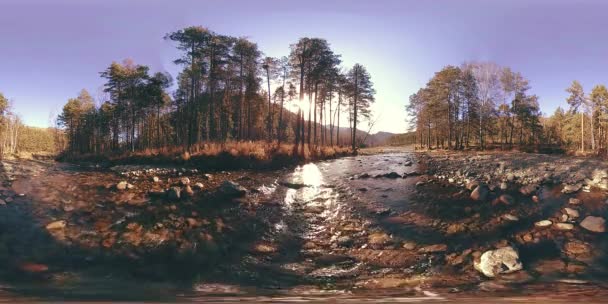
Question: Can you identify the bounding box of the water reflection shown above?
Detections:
[283,163,342,236]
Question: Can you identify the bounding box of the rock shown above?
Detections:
[498,194,515,205]
[522,234,533,242]
[180,177,190,186]
[19,262,49,273]
[506,173,515,182]
[554,223,574,230]
[568,198,582,205]
[580,216,606,233]
[563,241,593,262]
[152,176,160,183]
[167,187,181,200]
[193,182,204,190]
[202,173,213,180]
[418,244,448,253]
[116,181,129,190]
[474,246,522,277]
[447,223,465,234]
[535,220,553,228]
[46,220,66,230]
[253,243,277,254]
[503,214,519,221]
[402,241,417,250]
[219,181,247,197]
[368,232,391,249]
[404,160,413,166]
[470,184,489,201]
[183,185,194,197]
[466,180,480,191]
[0,199,5,205]
[337,236,354,247]
[500,182,508,190]
[384,172,401,178]
[562,183,582,194]
[519,184,537,196]
[359,173,371,179]
[564,208,579,220]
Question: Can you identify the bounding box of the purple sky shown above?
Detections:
[1,0,608,133]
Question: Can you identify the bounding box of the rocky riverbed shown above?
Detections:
[1,149,608,302]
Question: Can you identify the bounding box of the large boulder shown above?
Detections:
[474,246,523,278]
[219,181,247,197]
[580,216,606,233]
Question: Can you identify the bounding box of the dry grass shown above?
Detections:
[60,141,352,170]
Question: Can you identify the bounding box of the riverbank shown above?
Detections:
[1,148,608,301]
[58,142,352,171]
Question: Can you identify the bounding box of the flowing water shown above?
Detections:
[1,151,608,302]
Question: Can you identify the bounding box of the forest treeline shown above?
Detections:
[406,62,608,155]
[0,93,58,157]
[57,26,376,158]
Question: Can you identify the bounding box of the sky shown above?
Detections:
[1,0,608,134]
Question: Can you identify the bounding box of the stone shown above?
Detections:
[563,241,593,262]
[562,183,582,194]
[180,177,190,186]
[503,214,519,221]
[474,246,522,277]
[194,182,204,190]
[519,184,537,196]
[580,216,606,233]
[183,185,194,198]
[202,173,213,180]
[167,187,181,200]
[466,180,480,191]
[337,236,354,247]
[498,194,515,205]
[116,181,129,190]
[500,182,508,190]
[506,173,515,182]
[554,223,574,230]
[152,176,160,183]
[534,220,553,228]
[470,184,489,201]
[402,241,417,250]
[219,181,247,197]
[564,208,579,220]
[418,244,448,253]
[384,172,401,178]
[368,232,391,249]
[568,198,582,205]
[46,220,66,230]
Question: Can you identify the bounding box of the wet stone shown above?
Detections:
[569,198,582,205]
[580,216,606,233]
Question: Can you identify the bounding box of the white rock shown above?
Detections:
[474,246,523,277]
